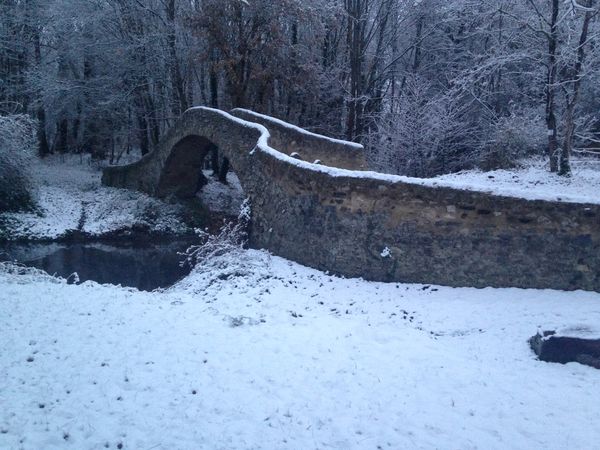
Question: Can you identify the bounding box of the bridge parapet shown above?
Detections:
[230,108,367,170]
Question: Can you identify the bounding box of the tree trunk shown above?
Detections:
[559,0,595,176]
[345,0,364,141]
[55,119,69,154]
[166,0,188,115]
[209,62,219,108]
[561,104,575,176]
[545,0,559,172]
[33,27,49,156]
[218,156,229,184]
[210,145,220,176]
[37,107,50,157]
[137,114,149,156]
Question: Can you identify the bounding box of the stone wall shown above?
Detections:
[103,107,600,291]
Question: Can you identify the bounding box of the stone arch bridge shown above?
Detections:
[103,107,600,291]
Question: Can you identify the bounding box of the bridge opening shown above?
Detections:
[157,135,245,217]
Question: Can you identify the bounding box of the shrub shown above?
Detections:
[367,76,479,177]
[174,199,273,294]
[477,107,545,171]
[0,114,37,212]
[181,199,251,270]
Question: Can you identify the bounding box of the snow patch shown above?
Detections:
[232,108,364,150]
[432,158,600,205]
[197,170,245,216]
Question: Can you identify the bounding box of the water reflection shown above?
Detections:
[1,239,195,291]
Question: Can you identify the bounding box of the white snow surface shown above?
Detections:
[432,158,600,205]
[0,155,187,240]
[552,325,600,340]
[232,108,365,150]
[197,170,245,216]
[1,249,599,450]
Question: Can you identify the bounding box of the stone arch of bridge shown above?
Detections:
[156,134,240,200]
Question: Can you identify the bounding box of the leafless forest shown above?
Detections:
[2,0,600,177]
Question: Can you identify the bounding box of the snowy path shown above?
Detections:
[1,251,599,449]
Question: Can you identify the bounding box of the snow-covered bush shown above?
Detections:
[477,107,546,171]
[0,114,38,212]
[0,261,64,284]
[367,77,477,177]
[181,199,251,270]
[174,199,272,294]
[369,91,547,176]
[82,189,187,235]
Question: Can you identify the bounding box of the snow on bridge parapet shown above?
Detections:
[102,107,600,292]
[230,108,367,171]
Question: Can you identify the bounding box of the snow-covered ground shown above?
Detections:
[432,157,600,204]
[2,154,600,448]
[197,170,245,216]
[0,155,188,240]
[1,249,599,450]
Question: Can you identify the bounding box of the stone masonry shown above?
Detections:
[102,107,600,291]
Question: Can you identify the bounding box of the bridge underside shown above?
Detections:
[157,135,216,199]
[102,107,600,292]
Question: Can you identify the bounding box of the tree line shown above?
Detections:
[1,0,599,177]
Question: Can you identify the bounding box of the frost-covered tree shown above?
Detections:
[0,114,37,212]
[2,0,600,178]
[364,0,600,176]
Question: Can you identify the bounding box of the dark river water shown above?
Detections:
[0,239,197,291]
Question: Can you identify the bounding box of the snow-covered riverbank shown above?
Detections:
[0,155,188,241]
[1,250,599,450]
